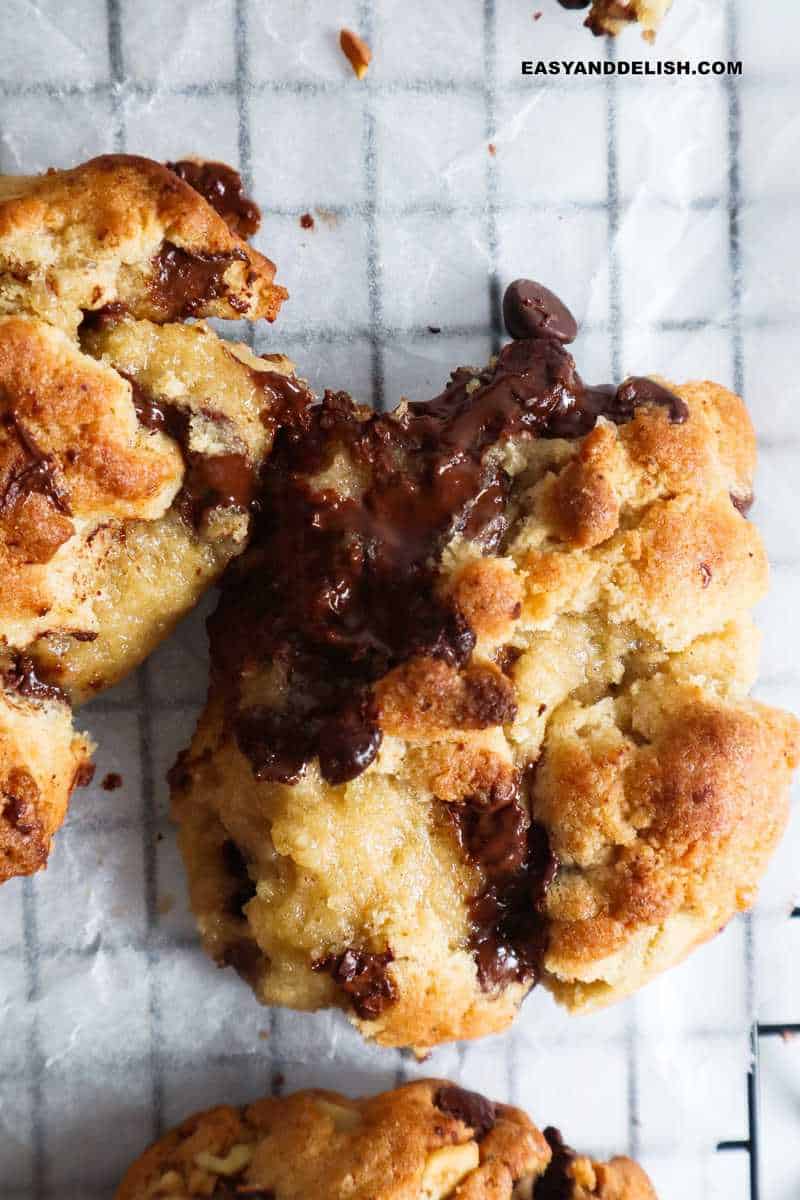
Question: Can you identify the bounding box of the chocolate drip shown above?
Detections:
[535,1127,577,1200]
[167,159,261,237]
[149,243,248,320]
[313,948,397,1020]
[434,1085,497,1140]
[3,654,66,705]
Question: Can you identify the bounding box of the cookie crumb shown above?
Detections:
[157,893,175,916]
[340,28,371,79]
[488,142,497,157]
[533,10,543,18]
[428,325,441,334]
[101,771,123,791]
[299,212,315,230]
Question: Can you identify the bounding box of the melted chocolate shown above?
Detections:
[3,654,65,705]
[167,160,261,238]
[0,411,72,517]
[454,788,557,991]
[434,1085,497,1140]
[313,948,397,1020]
[127,377,256,528]
[206,278,686,993]
[149,243,248,320]
[534,1128,577,1200]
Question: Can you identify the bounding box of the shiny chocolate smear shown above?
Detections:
[167,159,261,238]
[149,243,249,319]
[3,654,66,705]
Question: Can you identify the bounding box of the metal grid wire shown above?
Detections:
[0,2,798,1197]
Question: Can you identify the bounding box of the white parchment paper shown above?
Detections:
[0,2,798,1197]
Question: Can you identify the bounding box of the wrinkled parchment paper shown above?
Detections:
[0,1,798,1196]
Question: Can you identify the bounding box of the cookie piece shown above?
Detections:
[0,155,286,334]
[0,156,304,881]
[171,279,798,1049]
[0,656,93,879]
[557,0,672,37]
[115,1079,657,1199]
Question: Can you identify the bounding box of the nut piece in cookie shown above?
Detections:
[114,1078,657,1200]
[0,155,305,882]
[171,278,798,1049]
[0,155,286,333]
[558,0,672,37]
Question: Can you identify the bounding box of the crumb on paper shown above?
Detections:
[315,208,340,229]
[299,212,315,230]
[428,325,441,334]
[533,10,542,19]
[101,771,123,791]
[273,1071,285,1090]
[156,831,164,843]
[157,893,176,916]
[340,28,371,79]
[488,142,497,157]
[258,1029,270,1041]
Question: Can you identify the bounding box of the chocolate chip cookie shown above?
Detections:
[115,1079,657,1199]
[171,278,799,1049]
[0,155,307,881]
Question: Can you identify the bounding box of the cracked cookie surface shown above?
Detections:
[171,278,798,1049]
[115,1079,656,1200]
[0,155,302,882]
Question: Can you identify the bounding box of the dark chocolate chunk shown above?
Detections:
[503,279,578,344]
[167,160,261,238]
[534,1127,577,1199]
[101,772,123,791]
[149,243,248,320]
[313,948,397,1020]
[434,1085,497,1140]
[557,0,591,8]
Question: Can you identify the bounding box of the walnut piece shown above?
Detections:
[339,28,371,79]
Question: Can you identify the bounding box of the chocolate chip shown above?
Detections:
[557,0,591,7]
[313,948,397,1020]
[299,212,315,230]
[502,279,578,344]
[434,1085,497,1140]
[101,772,123,791]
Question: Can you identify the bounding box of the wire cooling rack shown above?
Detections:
[0,2,798,1198]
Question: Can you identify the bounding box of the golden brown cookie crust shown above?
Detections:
[172,358,799,1048]
[115,1079,656,1200]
